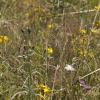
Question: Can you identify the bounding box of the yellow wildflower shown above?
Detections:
[3,36,8,41]
[25,12,30,17]
[84,50,87,54]
[0,35,3,38]
[44,87,50,93]
[45,12,51,17]
[0,38,3,43]
[36,84,51,98]
[79,50,87,55]
[33,16,39,21]
[81,30,86,34]
[36,84,45,90]
[47,47,53,54]
[94,6,100,10]
[91,29,98,34]
[78,38,84,44]
[96,20,100,27]
[48,24,54,29]
[88,53,94,58]
[34,6,41,12]
[80,51,83,55]
[78,28,86,34]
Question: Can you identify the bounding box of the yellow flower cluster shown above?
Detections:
[88,52,94,58]
[0,35,8,43]
[34,6,40,12]
[33,16,39,21]
[45,12,51,17]
[78,38,86,44]
[94,6,100,10]
[79,50,87,55]
[33,6,51,20]
[25,12,31,17]
[48,24,54,29]
[91,29,98,34]
[96,20,100,27]
[78,28,87,35]
[36,84,51,98]
[34,6,44,13]
[47,47,53,54]
[78,49,94,58]
[34,6,51,16]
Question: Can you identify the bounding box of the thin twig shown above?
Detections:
[80,68,100,79]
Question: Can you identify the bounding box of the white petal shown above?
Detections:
[65,64,75,71]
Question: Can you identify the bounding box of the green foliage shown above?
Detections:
[0,0,100,100]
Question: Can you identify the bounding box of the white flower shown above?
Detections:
[65,64,75,71]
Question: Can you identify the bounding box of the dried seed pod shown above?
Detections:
[27,27,31,34]
[21,29,25,33]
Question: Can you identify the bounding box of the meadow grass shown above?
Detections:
[0,0,100,100]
